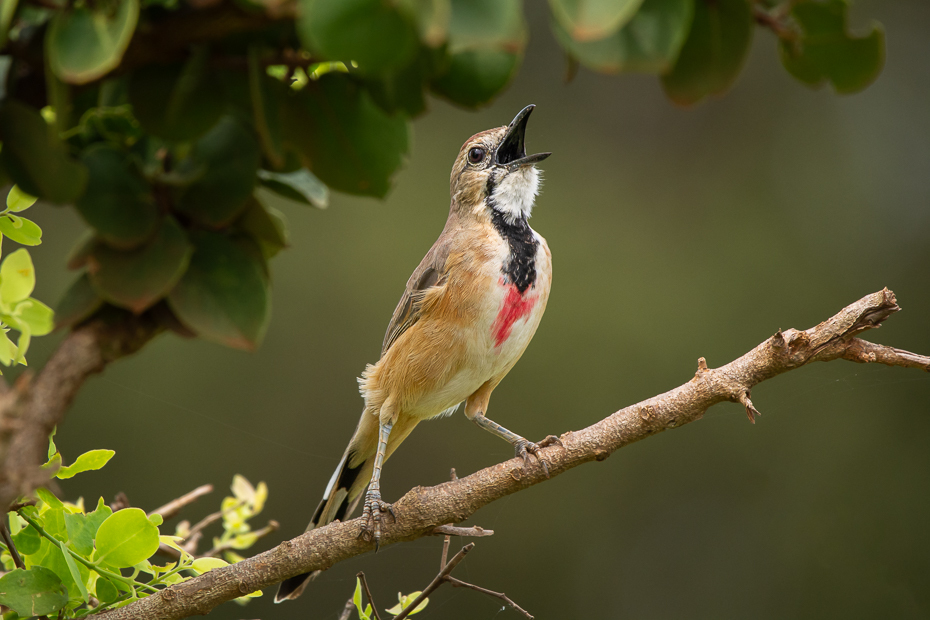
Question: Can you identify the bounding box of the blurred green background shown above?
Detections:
[21,0,930,617]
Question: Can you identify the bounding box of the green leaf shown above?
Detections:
[189,557,228,575]
[363,46,444,117]
[174,116,261,227]
[660,0,752,105]
[0,248,36,304]
[128,50,225,142]
[257,168,328,209]
[284,73,410,197]
[86,216,192,314]
[6,185,37,212]
[248,48,287,169]
[553,0,694,74]
[94,508,160,568]
[429,0,526,108]
[35,488,64,511]
[238,196,290,259]
[0,331,16,366]
[167,231,270,351]
[46,0,140,85]
[298,0,420,74]
[0,101,88,204]
[56,449,115,480]
[58,540,88,603]
[93,575,119,603]
[0,567,69,617]
[549,0,644,42]
[15,299,55,336]
[386,591,429,615]
[75,144,159,249]
[11,525,41,555]
[779,0,884,94]
[0,215,43,245]
[55,273,104,329]
[64,499,111,556]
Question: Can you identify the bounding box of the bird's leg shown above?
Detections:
[470,413,562,477]
[359,419,395,550]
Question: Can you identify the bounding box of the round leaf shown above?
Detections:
[94,508,160,568]
[549,0,644,42]
[553,0,694,74]
[0,248,36,304]
[0,101,88,204]
[15,299,55,336]
[6,185,37,212]
[128,52,225,142]
[174,116,261,227]
[778,0,885,94]
[167,231,270,351]
[257,168,328,208]
[0,567,69,617]
[46,0,139,85]
[429,0,526,108]
[87,216,193,313]
[299,0,420,74]
[283,73,410,197]
[75,144,159,249]
[238,196,290,259]
[55,273,103,329]
[661,0,753,105]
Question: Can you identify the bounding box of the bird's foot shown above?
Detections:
[514,435,563,478]
[357,489,395,550]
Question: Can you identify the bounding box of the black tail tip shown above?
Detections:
[275,572,315,603]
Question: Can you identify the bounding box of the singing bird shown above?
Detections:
[276,105,558,602]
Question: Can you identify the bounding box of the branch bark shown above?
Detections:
[86,288,929,620]
[0,311,163,511]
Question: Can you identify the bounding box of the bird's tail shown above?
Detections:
[274,411,418,602]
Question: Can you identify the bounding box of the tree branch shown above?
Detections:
[89,288,928,620]
[0,312,164,511]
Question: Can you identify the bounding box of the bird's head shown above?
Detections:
[450,105,551,225]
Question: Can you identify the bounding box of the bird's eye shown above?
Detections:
[468,147,486,164]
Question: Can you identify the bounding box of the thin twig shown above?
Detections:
[184,499,245,542]
[357,572,382,620]
[392,544,475,620]
[432,525,494,538]
[148,485,214,521]
[0,522,25,569]
[440,535,451,570]
[446,577,534,619]
[337,595,356,620]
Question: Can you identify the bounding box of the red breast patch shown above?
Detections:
[493,284,536,347]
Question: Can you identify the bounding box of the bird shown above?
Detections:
[276,104,558,603]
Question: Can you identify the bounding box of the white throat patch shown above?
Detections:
[489,166,541,224]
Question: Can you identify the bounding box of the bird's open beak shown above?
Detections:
[495,104,551,169]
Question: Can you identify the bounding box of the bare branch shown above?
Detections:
[148,485,214,521]
[89,289,929,620]
[446,577,534,619]
[393,543,474,620]
[431,525,494,537]
[357,572,382,620]
[0,313,163,512]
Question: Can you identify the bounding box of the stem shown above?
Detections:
[18,511,160,594]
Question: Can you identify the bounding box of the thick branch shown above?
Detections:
[90,289,928,620]
[0,312,163,510]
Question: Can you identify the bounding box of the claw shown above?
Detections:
[359,489,395,551]
[513,435,561,479]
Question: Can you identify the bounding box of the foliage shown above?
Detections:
[0,0,885,355]
[0,186,54,369]
[351,576,428,619]
[0,434,269,619]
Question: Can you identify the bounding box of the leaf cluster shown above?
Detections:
[0,0,886,353]
[0,435,270,619]
[0,186,54,369]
